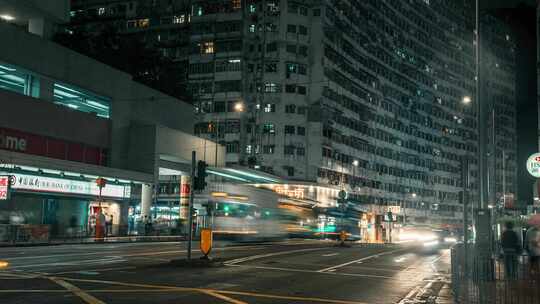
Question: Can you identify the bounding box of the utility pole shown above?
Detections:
[187,151,196,260]
[461,155,470,274]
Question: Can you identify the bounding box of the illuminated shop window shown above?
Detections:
[0,63,40,97]
[231,0,241,9]
[201,41,214,54]
[53,83,111,118]
[172,15,185,24]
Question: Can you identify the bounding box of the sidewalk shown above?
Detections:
[435,283,454,304]
[0,235,186,247]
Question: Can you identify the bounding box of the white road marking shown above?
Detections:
[226,264,398,280]
[225,247,328,265]
[322,253,340,257]
[317,248,404,272]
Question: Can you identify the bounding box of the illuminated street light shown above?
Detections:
[412,193,417,198]
[234,101,244,112]
[352,160,359,167]
[462,96,472,104]
[0,14,15,21]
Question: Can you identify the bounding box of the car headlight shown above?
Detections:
[444,237,457,243]
[423,240,439,247]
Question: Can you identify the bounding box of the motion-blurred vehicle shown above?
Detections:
[398,226,457,252]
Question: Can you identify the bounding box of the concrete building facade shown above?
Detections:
[61,0,519,228]
[189,0,518,227]
[0,1,223,241]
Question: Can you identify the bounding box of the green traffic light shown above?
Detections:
[223,205,230,212]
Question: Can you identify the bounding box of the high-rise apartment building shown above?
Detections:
[67,0,517,227]
[67,0,192,98]
[190,0,517,226]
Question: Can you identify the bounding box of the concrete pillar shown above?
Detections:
[39,77,54,102]
[28,18,53,39]
[141,184,153,219]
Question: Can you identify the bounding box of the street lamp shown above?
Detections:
[352,160,359,167]
[234,101,244,112]
[462,96,472,105]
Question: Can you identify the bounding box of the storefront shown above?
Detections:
[0,162,147,239]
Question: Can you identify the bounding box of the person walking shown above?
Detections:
[501,221,520,279]
[525,225,540,277]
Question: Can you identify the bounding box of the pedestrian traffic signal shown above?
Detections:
[194,161,208,191]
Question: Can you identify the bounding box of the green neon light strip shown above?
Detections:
[224,168,279,183]
[207,170,249,182]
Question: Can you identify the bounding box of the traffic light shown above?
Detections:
[194,160,208,191]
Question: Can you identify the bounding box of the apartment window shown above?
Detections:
[285,104,296,113]
[298,106,307,115]
[266,42,278,52]
[127,18,149,29]
[299,7,308,16]
[286,44,297,54]
[265,62,277,73]
[284,146,295,155]
[263,145,275,154]
[287,24,297,33]
[214,101,226,113]
[98,7,106,15]
[285,84,296,93]
[313,8,321,16]
[297,147,306,156]
[264,82,280,93]
[297,126,306,136]
[298,25,308,35]
[249,4,256,13]
[215,80,241,92]
[264,103,276,113]
[231,0,241,9]
[287,3,298,13]
[226,141,240,153]
[285,166,295,176]
[53,82,111,118]
[249,24,256,32]
[215,59,241,72]
[286,63,307,77]
[262,124,276,134]
[0,63,40,98]
[284,125,296,134]
[172,15,185,24]
[201,41,214,54]
[298,46,308,56]
[297,86,307,95]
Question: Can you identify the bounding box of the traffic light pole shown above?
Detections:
[187,151,196,260]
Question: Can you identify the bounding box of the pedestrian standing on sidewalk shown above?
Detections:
[501,221,520,279]
[525,225,540,277]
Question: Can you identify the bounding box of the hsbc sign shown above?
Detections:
[526,153,540,178]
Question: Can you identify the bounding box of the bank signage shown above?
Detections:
[0,176,9,200]
[7,173,131,199]
[527,153,540,178]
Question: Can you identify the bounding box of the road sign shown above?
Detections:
[200,228,213,257]
[526,153,540,178]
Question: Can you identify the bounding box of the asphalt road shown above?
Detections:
[0,240,450,304]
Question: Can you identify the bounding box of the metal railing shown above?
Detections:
[0,224,187,246]
[451,245,540,304]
